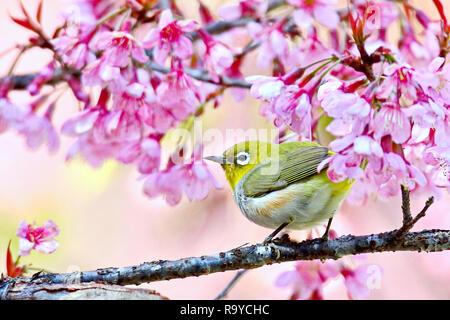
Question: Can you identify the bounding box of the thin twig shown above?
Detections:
[215,269,249,300]
[396,196,435,238]
[355,43,375,81]
[401,185,412,225]
[158,0,171,10]
[191,0,287,38]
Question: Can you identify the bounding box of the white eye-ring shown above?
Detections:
[236,152,251,165]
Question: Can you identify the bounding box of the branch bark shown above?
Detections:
[147,61,251,88]
[6,60,251,92]
[0,280,167,300]
[401,185,412,225]
[6,68,78,90]
[1,228,449,300]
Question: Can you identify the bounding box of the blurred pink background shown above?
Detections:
[0,0,449,299]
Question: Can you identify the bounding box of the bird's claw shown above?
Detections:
[262,236,273,245]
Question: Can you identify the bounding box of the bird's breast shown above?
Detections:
[234,176,349,230]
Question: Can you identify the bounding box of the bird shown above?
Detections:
[205,140,353,242]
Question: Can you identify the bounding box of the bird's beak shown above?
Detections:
[204,155,228,164]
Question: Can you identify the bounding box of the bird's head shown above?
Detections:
[205,140,274,190]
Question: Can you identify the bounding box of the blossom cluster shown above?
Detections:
[6,220,60,278]
[2,0,228,205]
[276,258,381,300]
[275,229,382,300]
[0,0,449,207]
[247,0,450,204]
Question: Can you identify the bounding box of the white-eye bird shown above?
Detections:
[205,140,353,241]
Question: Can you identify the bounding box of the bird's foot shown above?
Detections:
[321,217,333,242]
[262,235,274,245]
[262,222,291,245]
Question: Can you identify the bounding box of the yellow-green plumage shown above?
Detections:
[211,141,353,230]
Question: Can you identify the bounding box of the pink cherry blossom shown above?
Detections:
[142,145,221,205]
[318,78,371,119]
[198,29,234,82]
[94,29,148,68]
[377,64,418,102]
[65,134,118,167]
[112,69,156,114]
[143,165,185,206]
[423,146,450,187]
[341,265,381,300]
[138,101,178,133]
[62,89,145,167]
[267,85,313,137]
[414,57,448,94]
[246,75,284,100]
[14,104,60,154]
[91,109,142,145]
[317,77,371,136]
[353,136,384,158]
[181,161,222,201]
[82,57,126,92]
[373,103,411,144]
[398,26,437,67]
[142,10,198,64]
[16,220,60,256]
[325,151,365,182]
[27,62,55,96]
[288,0,339,29]
[287,32,335,70]
[181,145,222,201]
[67,75,91,104]
[345,174,377,205]
[290,93,312,139]
[0,98,29,134]
[276,260,340,300]
[155,67,199,122]
[61,108,101,137]
[405,98,449,147]
[225,58,247,102]
[247,21,289,69]
[63,0,115,25]
[117,138,161,174]
[352,0,398,39]
[276,257,381,300]
[51,25,97,69]
[218,0,268,20]
[375,152,426,196]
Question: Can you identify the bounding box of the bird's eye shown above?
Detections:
[236,152,250,165]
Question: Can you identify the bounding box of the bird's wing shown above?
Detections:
[242,145,331,198]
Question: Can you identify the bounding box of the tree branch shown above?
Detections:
[6,68,78,90]
[147,61,251,88]
[1,228,449,300]
[5,60,251,91]
[0,280,167,300]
